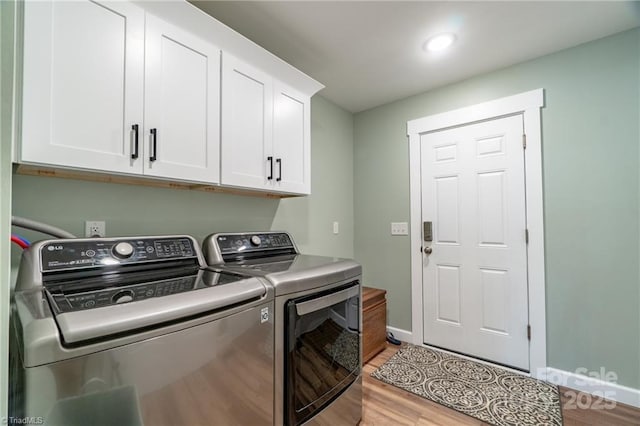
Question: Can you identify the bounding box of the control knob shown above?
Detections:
[250,235,261,246]
[112,290,134,304]
[112,242,134,259]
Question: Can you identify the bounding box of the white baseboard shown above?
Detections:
[543,367,640,408]
[386,326,413,343]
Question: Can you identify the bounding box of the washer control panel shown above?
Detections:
[216,232,294,255]
[41,237,196,271]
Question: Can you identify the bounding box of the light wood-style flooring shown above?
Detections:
[361,344,640,426]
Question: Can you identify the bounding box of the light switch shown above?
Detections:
[391,222,408,235]
[333,221,339,234]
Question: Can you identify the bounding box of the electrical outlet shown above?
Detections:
[391,222,409,235]
[85,221,106,238]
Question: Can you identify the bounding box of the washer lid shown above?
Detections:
[50,270,268,344]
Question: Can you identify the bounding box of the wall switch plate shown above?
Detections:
[85,221,106,237]
[333,221,339,235]
[391,222,408,235]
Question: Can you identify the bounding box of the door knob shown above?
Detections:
[424,246,433,255]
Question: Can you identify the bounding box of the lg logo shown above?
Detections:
[47,245,64,251]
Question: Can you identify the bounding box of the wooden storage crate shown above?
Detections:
[362,286,387,363]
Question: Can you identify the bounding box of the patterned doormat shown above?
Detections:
[371,345,562,426]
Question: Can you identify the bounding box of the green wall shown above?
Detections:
[272,96,354,257]
[354,28,640,388]
[10,95,355,272]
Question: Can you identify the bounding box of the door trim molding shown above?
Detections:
[406,88,546,378]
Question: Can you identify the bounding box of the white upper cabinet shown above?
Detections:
[221,54,274,190]
[21,3,220,184]
[144,15,221,183]
[273,81,311,194]
[221,55,311,195]
[21,0,144,174]
[18,0,323,195]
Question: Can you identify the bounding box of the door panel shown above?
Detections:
[144,14,220,183]
[434,176,459,243]
[221,54,273,190]
[21,1,144,173]
[421,114,529,371]
[436,265,461,324]
[480,268,509,333]
[477,171,507,245]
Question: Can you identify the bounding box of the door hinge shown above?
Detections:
[527,325,531,340]
[525,229,529,244]
[522,134,527,149]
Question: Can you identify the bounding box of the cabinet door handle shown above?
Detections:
[131,124,139,159]
[267,156,273,180]
[276,158,282,182]
[150,128,157,162]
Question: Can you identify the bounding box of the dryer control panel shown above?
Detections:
[216,233,294,254]
[203,232,298,264]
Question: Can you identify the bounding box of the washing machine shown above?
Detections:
[9,235,275,425]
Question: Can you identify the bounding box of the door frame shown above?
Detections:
[407,89,546,377]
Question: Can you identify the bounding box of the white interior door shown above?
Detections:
[421,114,529,371]
[144,14,220,183]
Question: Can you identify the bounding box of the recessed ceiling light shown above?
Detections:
[424,33,456,52]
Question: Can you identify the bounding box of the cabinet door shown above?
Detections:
[144,14,221,183]
[273,81,311,194]
[221,54,273,190]
[21,0,144,174]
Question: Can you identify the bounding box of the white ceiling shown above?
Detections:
[190,1,640,113]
